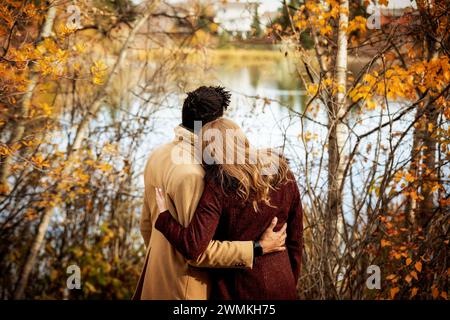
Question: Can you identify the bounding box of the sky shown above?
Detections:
[131,0,417,13]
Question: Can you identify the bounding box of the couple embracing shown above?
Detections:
[133,86,303,300]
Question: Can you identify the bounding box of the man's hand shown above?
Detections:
[259,217,287,254]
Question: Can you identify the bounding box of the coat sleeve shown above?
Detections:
[286,180,303,282]
[140,161,153,248]
[161,175,253,269]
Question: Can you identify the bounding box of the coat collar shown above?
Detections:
[173,125,198,147]
[172,125,202,164]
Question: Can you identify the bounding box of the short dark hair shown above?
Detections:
[182,86,231,131]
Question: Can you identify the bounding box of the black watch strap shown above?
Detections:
[253,241,264,257]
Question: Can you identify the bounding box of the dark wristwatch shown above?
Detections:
[253,241,264,257]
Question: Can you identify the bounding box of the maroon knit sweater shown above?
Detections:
[155,173,303,300]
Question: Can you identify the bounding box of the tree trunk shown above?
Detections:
[404,118,419,223]
[328,0,348,225]
[12,209,52,299]
[417,100,439,227]
[415,40,440,228]
[325,0,348,299]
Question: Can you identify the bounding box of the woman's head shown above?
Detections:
[200,118,290,211]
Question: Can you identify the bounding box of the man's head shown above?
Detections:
[182,86,231,131]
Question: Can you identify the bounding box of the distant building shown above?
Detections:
[213,1,257,38]
[366,1,418,28]
[213,1,277,39]
[141,0,279,41]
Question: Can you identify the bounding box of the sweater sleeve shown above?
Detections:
[155,180,224,261]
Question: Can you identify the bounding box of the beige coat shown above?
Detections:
[133,126,253,300]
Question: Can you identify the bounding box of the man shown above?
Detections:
[133,86,286,300]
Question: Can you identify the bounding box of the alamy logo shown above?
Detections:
[366,265,381,289]
[66,4,82,29]
[366,6,381,30]
[66,265,81,289]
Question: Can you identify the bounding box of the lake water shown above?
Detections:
[104,52,418,219]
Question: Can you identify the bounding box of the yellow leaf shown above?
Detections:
[303,131,312,142]
[366,98,376,110]
[40,103,52,116]
[31,155,50,169]
[85,281,97,293]
[97,163,112,172]
[91,60,107,85]
[92,76,104,85]
[307,83,319,96]
[405,173,415,183]
[390,287,400,299]
[414,261,422,272]
[74,43,86,53]
[209,23,219,33]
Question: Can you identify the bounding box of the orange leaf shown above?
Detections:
[405,275,412,283]
[432,287,439,299]
[390,287,400,299]
[441,292,448,300]
[410,287,418,298]
[386,274,396,281]
[414,261,422,272]
[406,258,412,266]
[381,239,391,247]
[410,271,418,280]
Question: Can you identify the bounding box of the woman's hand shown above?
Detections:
[258,217,287,254]
[155,187,168,213]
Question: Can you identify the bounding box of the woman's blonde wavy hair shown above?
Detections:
[200,118,290,211]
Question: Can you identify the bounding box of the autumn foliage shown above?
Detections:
[0,0,448,299]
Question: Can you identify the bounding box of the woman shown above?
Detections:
[154,118,303,300]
